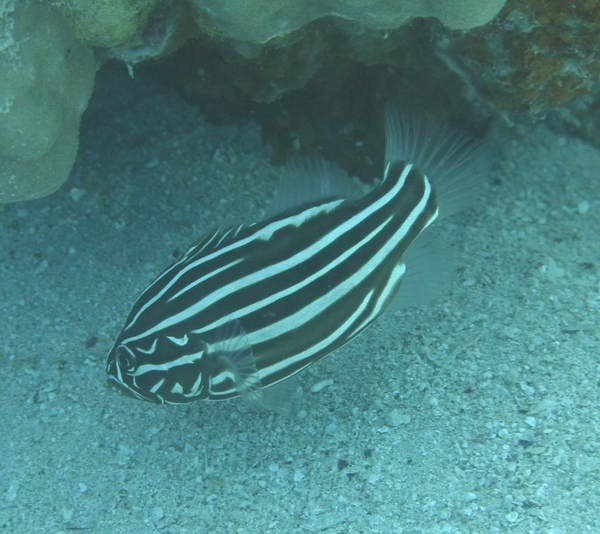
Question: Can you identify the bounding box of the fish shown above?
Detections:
[106,105,485,408]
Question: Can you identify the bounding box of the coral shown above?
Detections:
[0,0,16,55]
[0,0,96,204]
[188,0,506,43]
[159,0,600,170]
[5,0,600,203]
[440,0,600,119]
[106,0,198,64]
[56,0,160,48]
[147,18,489,181]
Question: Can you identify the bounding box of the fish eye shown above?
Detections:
[117,349,137,373]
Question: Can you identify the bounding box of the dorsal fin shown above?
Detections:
[264,157,363,220]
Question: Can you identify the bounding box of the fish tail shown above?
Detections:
[383,103,488,219]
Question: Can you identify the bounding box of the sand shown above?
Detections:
[1,62,599,534]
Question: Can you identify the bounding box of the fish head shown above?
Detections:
[106,337,208,404]
[106,343,160,403]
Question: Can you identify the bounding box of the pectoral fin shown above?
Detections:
[212,317,264,409]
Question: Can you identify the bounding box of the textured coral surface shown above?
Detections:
[0,0,95,204]
[188,0,506,43]
[4,0,600,203]
[447,0,600,117]
[57,0,160,48]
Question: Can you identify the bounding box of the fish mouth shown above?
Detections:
[107,375,140,399]
[106,375,130,396]
[106,375,163,404]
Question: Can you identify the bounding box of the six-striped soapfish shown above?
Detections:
[106,106,485,408]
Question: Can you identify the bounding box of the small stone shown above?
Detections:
[535,399,557,413]
[33,259,49,275]
[62,507,74,522]
[502,326,519,339]
[577,200,590,215]
[505,511,519,523]
[152,507,164,522]
[311,379,334,393]
[5,481,19,502]
[386,409,411,427]
[497,428,509,439]
[69,187,86,201]
[525,416,537,427]
[325,423,338,435]
[552,451,565,467]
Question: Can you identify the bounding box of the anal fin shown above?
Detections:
[260,375,300,417]
[390,230,456,311]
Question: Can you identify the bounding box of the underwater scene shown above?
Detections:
[1,1,599,533]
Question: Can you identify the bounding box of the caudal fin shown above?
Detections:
[384,103,488,219]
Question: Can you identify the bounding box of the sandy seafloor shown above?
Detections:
[1,62,599,534]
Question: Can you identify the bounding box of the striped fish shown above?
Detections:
[106,106,484,407]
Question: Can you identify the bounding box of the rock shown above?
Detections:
[0,0,95,204]
[188,0,506,43]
